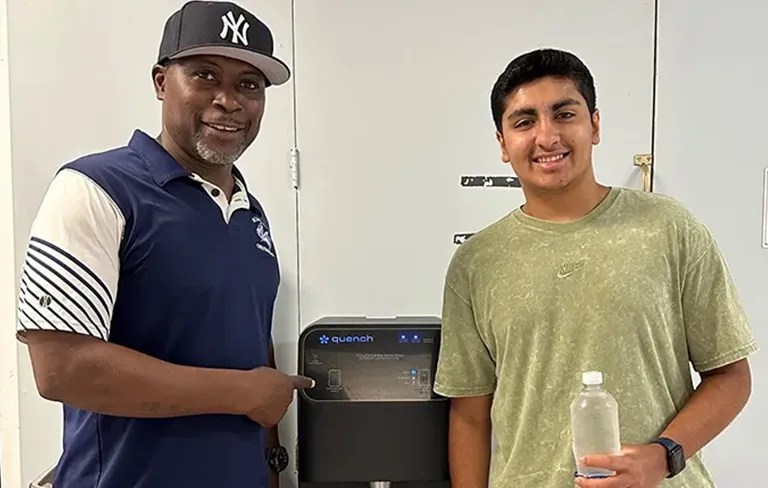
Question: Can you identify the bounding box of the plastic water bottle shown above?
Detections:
[570,371,621,479]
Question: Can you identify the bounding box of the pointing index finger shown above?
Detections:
[291,375,316,389]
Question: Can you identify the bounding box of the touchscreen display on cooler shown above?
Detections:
[302,328,440,401]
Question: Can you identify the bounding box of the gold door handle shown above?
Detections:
[633,153,653,192]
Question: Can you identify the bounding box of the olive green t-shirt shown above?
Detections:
[433,187,759,487]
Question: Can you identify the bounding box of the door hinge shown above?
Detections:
[290,147,300,190]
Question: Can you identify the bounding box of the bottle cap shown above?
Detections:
[582,371,603,385]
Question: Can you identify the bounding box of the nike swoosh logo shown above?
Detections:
[556,260,585,279]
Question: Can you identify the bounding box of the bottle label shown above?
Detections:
[574,471,613,479]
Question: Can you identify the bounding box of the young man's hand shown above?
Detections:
[574,444,668,488]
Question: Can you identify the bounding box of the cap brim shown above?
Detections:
[168,46,290,86]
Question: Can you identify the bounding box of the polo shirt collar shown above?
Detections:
[128,129,254,199]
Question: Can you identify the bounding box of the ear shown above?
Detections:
[591,108,601,145]
[152,64,168,101]
[496,131,511,163]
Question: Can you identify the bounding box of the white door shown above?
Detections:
[653,1,768,483]
[292,0,657,326]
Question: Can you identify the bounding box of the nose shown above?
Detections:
[534,119,561,149]
[212,86,243,113]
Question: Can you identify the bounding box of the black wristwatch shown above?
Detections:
[651,437,685,478]
[266,446,289,473]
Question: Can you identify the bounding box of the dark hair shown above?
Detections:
[490,48,597,131]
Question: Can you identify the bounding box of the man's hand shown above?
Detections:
[575,444,668,488]
[269,472,279,488]
[244,368,315,427]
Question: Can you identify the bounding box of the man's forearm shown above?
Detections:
[28,331,247,418]
[659,359,752,458]
[448,397,492,488]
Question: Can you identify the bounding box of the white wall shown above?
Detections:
[0,0,764,487]
[0,0,22,485]
[291,0,656,327]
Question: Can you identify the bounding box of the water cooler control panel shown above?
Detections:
[300,325,440,402]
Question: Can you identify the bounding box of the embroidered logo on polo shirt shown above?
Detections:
[38,295,52,308]
[252,216,275,257]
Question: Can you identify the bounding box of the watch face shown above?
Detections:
[268,446,289,472]
[670,445,685,475]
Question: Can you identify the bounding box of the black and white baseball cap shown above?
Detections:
[157,1,290,86]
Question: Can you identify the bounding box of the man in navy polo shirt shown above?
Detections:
[15,2,314,487]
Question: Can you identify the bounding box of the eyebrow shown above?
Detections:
[507,97,582,120]
[183,59,264,79]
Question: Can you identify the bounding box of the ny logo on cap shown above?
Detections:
[220,11,250,45]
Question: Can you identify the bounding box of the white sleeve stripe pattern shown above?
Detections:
[16,168,122,341]
[19,272,108,340]
[30,236,114,304]
[21,237,114,340]
[18,280,82,335]
[19,292,75,332]
[21,259,108,339]
[27,239,112,325]
[17,308,50,332]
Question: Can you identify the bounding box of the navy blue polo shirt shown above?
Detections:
[16,129,279,488]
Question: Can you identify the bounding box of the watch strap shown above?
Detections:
[651,437,685,478]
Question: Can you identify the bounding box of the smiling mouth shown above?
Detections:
[533,152,569,164]
[203,122,244,133]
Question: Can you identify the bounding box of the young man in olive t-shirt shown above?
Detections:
[433,48,758,488]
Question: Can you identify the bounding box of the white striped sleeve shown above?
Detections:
[17,168,124,342]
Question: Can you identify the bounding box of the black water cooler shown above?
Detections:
[297,316,450,488]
